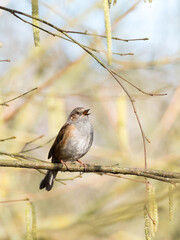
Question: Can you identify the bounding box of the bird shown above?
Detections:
[39,107,93,191]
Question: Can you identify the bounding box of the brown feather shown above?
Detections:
[48,123,75,161]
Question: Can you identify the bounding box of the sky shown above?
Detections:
[0,0,180,74]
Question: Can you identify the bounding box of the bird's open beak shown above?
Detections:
[83,109,90,115]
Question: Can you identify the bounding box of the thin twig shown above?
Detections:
[13,12,132,57]
[65,30,149,42]
[0,5,148,43]
[0,87,38,106]
[56,174,83,181]
[37,169,66,185]
[0,136,16,142]
[20,135,44,153]
[19,137,55,153]
[112,70,167,97]
[0,198,29,204]
[0,59,11,62]
[112,52,134,56]
[105,173,147,183]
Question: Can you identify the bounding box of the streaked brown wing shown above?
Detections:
[48,123,74,159]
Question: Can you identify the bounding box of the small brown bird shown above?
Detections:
[39,107,93,191]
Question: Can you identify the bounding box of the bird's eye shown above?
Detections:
[76,111,80,115]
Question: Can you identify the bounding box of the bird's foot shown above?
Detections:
[77,160,86,172]
[61,160,69,171]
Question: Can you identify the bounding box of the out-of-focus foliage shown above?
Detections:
[104,0,112,65]
[0,0,180,239]
[31,0,40,47]
[145,184,158,238]
[25,201,37,240]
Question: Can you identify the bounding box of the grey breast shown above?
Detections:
[63,119,93,161]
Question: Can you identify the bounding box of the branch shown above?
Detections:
[0,136,16,142]
[0,59,11,62]
[0,158,180,184]
[12,12,133,57]
[65,30,149,42]
[0,87,38,106]
[0,5,148,43]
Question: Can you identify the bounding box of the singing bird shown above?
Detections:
[39,107,93,191]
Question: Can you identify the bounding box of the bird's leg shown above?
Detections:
[77,160,86,171]
[60,160,69,171]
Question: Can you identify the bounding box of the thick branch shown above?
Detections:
[0,159,180,184]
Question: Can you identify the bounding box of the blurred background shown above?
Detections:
[0,0,180,239]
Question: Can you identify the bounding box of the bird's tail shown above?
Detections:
[39,170,58,191]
